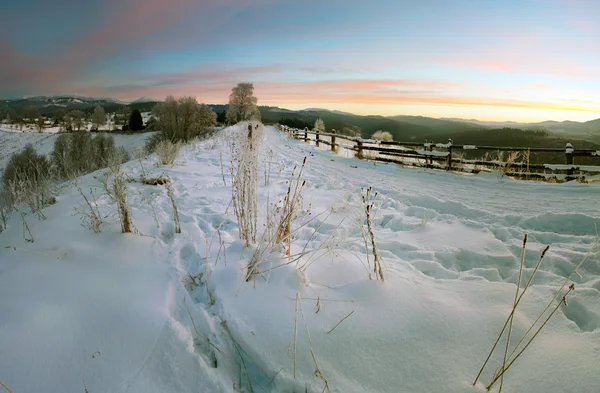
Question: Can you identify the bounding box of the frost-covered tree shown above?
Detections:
[372,130,393,141]
[314,118,325,133]
[342,126,362,138]
[91,106,106,130]
[226,83,260,124]
[152,96,217,143]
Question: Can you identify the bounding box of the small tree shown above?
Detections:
[69,110,86,131]
[372,130,393,141]
[128,109,144,131]
[342,126,362,138]
[314,118,325,133]
[226,83,260,124]
[91,106,107,131]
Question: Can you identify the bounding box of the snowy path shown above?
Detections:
[0,125,598,393]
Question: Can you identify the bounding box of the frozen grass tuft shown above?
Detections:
[98,161,133,233]
[155,139,182,166]
[474,234,599,391]
[361,186,384,281]
[231,122,263,246]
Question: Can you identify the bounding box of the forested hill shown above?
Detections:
[257,107,482,141]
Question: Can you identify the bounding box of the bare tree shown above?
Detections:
[152,96,217,142]
[91,106,106,131]
[226,83,260,124]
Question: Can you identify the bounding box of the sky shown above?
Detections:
[1,0,599,122]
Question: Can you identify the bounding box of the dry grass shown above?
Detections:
[165,180,181,234]
[231,123,262,246]
[156,139,182,166]
[473,235,599,391]
[503,151,520,175]
[73,181,103,233]
[0,379,13,393]
[361,186,384,281]
[99,161,133,233]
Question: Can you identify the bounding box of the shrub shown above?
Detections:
[155,139,182,165]
[51,133,127,179]
[372,130,393,142]
[2,144,51,192]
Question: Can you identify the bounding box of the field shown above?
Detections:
[0,124,598,393]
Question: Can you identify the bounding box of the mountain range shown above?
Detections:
[1,95,598,143]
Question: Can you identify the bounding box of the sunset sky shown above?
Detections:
[1,0,599,121]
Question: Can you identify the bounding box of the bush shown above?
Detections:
[51,133,127,179]
[2,144,51,192]
[372,131,393,141]
[155,139,182,165]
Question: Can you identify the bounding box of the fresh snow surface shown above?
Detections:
[1,125,599,393]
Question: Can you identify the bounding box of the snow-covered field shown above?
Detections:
[0,130,157,183]
[0,125,599,393]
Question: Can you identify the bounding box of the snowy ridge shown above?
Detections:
[1,125,599,392]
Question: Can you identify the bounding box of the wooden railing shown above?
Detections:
[277,125,600,182]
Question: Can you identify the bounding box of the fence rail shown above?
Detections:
[277,125,600,182]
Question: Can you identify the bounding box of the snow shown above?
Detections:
[463,145,478,150]
[1,125,599,393]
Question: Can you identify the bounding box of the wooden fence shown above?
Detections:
[277,125,600,182]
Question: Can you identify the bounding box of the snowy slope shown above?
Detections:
[0,125,598,393]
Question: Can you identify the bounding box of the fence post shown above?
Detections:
[446,139,453,170]
[331,134,336,152]
[304,127,308,143]
[356,139,363,159]
[316,130,320,147]
[565,143,574,178]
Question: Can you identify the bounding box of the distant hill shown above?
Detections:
[0,95,161,116]
[441,116,600,143]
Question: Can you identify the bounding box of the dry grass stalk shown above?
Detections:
[486,286,574,391]
[473,242,549,386]
[156,139,182,165]
[73,181,103,233]
[297,292,331,393]
[219,151,226,186]
[503,236,599,364]
[499,233,528,392]
[503,151,520,175]
[18,208,34,242]
[326,310,355,334]
[135,189,159,229]
[231,124,260,246]
[99,163,133,234]
[362,186,384,281]
[276,157,307,256]
[0,379,13,393]
[164,180,181,234]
